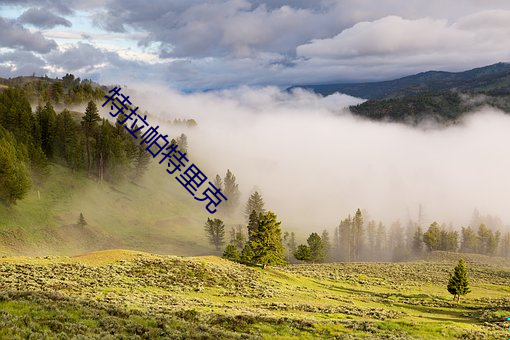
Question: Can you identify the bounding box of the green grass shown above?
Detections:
[0,162,236,256]
[0,250,508,338]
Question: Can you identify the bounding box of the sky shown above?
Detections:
[1,0,510,90]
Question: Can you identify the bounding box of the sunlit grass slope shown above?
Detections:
[0,250,508,338]
[0,162,226,256]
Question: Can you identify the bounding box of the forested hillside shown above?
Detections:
[290,63,510,124]
[0,76,216,256]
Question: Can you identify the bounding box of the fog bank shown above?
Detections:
[114,85,510,231]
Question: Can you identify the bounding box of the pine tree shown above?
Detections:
[375,222,388,260]
[412,226,423,254]
[78,213,87,226]
[246,211,286,268]
[223,169,240,214]
[283,231,297,262]
[82,101,100,174]
[338,216,352,261]
[294,244,311,262]
[36,102,57,158]
[247,210,259,241]
[240,243,254,264]
[204,218,225,251]
[213,174,223,191]
[244,191,265,221]
[352,209,364,261]
[447,259,471,303]
[229,225,246,251]
[176,133,188,154]
[0,132,31,205]
[223,244,240,262]
[460,226,478,253]
[366,220,377,259]
[321,230,331,262]
[423,222,441,251]
[307,232,325,263]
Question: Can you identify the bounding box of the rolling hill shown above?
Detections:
[289,62,510,100]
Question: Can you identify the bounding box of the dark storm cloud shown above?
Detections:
[18,7,72,29]
[0,16,57,53]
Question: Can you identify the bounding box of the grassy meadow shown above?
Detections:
[0,250,508,339]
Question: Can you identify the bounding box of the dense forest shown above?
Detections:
[0,75,189,206]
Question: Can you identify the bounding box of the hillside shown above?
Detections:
[290,63,510,124]
[290,62,510,100]
[0,249,508,338]
[0,162,219,256]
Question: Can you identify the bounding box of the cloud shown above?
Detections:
[0,50,47,76]
[18,7,72,29]
[0,16,57,53]
[0,0,74,15]
[295,11,510,81]
[46,42,109,72]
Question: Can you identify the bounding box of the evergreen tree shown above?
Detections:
[81,101,100,173]
[423,222,441,251]
[294,244,312,262]
[78,213,87,226]
[245,211,286,268]
[321,229,331,262]
[332,227,341,261]
[366,220,377,259]
[223,169,240,214]
[338,216,352,261]
[213,174,223,191]
[247,210,259,241]
[447,259,471,303]
[223,244,240,262]
[460,226,478,253]
[375,222,387,258]
[240,243,255,264]
[55,109,79,167]
[204,218,225,251]
[36,102,57,158]
[229,225,246,251]
[0,131,31,205]
[244,191,265,221]
[176,133,188,154]
[352,209,364,261]
[283,231,297,262]
[307,232,325,263]
[412,226,423,254]
[500,232,510,258]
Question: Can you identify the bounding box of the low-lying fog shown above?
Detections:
[105,85,510,231]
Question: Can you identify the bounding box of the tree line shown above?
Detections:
[295,210,510,263]
[205,194,510,266]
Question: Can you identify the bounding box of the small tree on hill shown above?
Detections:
[307,232,325,263]
[223,244,240,262]
[447,259,471,303]
[294,244,311,262]
[244,211,286,268]
[78,213,87,226]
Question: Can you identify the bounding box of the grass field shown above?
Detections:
[0,162,225,257]
[0,250,508,339]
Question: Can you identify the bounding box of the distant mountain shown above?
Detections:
[289,62,510,100]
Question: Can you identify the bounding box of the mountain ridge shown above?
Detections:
[289,62,510,99]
